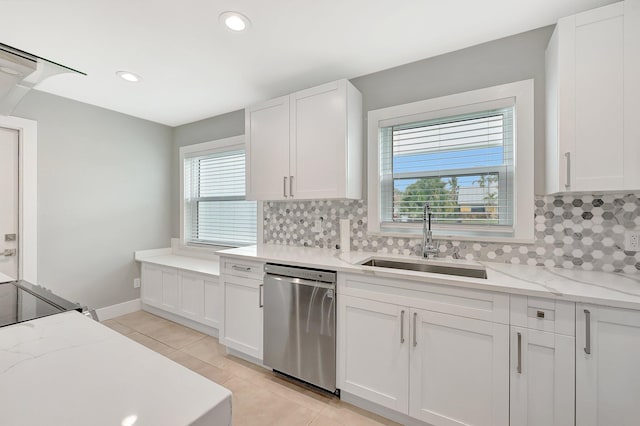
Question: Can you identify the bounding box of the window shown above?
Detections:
[368,81,534,241]
[182,137,257,247]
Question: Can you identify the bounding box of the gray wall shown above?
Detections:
[351,26,553,194]
[14,91,173,309]
[171,26,554,236]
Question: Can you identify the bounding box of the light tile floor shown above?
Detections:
[103,311,401,426]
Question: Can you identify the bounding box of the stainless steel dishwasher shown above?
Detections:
[263,263,338,394]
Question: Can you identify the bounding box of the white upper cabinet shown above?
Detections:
[245,79,362,201]
[245,95,291,201]
[546,1,640,193]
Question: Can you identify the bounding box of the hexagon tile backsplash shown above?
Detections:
[263,193,640,274]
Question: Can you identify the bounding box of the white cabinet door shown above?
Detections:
[221,275,263,360]
[337,295,409,413]
[576,304,640,426]
[141,263,162,307]
[546,2,640,193]
[572,3,625,191]
[623,0,640,188]
[160,268,179,311]
[141,264,178,312]
[245,95,290,201]
[203,277,222,329]
[510,327,575,426]
[409,309,509,426]
[290,80,346,200]
[178,272,205,320]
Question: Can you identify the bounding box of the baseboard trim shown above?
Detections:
[340,391,429,426]
[142,303,219,338]
[96,298,141,321]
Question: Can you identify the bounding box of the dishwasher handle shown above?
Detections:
[264,274,335,290]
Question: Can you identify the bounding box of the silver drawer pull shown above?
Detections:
[289,175,294,197]
[536,310,545,319]
[517,332,522,374]
[283,176,288,198]
[231,265,252,272]
[413,312,418,347]
[2,249,16,257]
[584,309,591,355]
[259,284,264,308]
[400,310,405,344]
[565,152,571,189]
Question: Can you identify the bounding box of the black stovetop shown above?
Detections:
[0,280,81,327]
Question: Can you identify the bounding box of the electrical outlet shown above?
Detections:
[313,220,323,233]
[625,231,640,251]
[133,278,141,289]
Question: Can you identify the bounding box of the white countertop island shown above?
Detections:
[0,311,232,426]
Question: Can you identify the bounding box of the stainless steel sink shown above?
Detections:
[360,258,488,279]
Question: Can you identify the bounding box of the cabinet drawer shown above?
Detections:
[221,257,264,280]
[338,273,509,324]
[510,295,575,336]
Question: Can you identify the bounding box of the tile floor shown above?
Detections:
[103,310,401,426]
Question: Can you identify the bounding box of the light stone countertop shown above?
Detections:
[0,311,232,426]
[218,244,640,310]
[135,248,220,276]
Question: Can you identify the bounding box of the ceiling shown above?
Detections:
[0,0,615,127]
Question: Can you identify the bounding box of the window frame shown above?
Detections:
[179,135,262,249]
[367,80,534,242]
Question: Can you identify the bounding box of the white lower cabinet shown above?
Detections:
[338,295,409,412]
[410,309,509,426]
[220,274,263,360]
[141,263,221,330]
[141,263,178,312]
[338,294,509,426]
[510,327,575,426]
[576,304,640,426]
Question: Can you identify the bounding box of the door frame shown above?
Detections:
[0,115,37,283]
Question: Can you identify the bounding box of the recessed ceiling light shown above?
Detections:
[219,11,251,32]
[116,71,142,83]
[0,66,21,76]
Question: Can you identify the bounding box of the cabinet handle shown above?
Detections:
[517,332,522,374]
[564,152,571,189]
[584,309,591,355]
[231,265,251,272]
[289,175,294,198]
[259,284,264,308]
[283,176,288,198]
[413,312,418,347]
[400,310,405,344]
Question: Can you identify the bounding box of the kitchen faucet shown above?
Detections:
[422,202,439,258]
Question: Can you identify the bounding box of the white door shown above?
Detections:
[0,127,19,282]
[576,304,640,426]
[141,263,162,307]
[203,276,222,329]
[290,80,346,199]
[179,271,205,320]
[337,295,410,413]
[221,275,263,359]
[572,3,625,190]
[510,327,575,426]
[410,309,509,426]
[245,95,290,201]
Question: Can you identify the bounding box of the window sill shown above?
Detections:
[365,230,534,245]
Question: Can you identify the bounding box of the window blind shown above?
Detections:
[184,148,256,246]
[380,107,514,228]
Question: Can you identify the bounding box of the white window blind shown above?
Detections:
[380,107,514,230]
[184,148,256,246]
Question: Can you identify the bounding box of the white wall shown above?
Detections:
[13,90,173,309]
